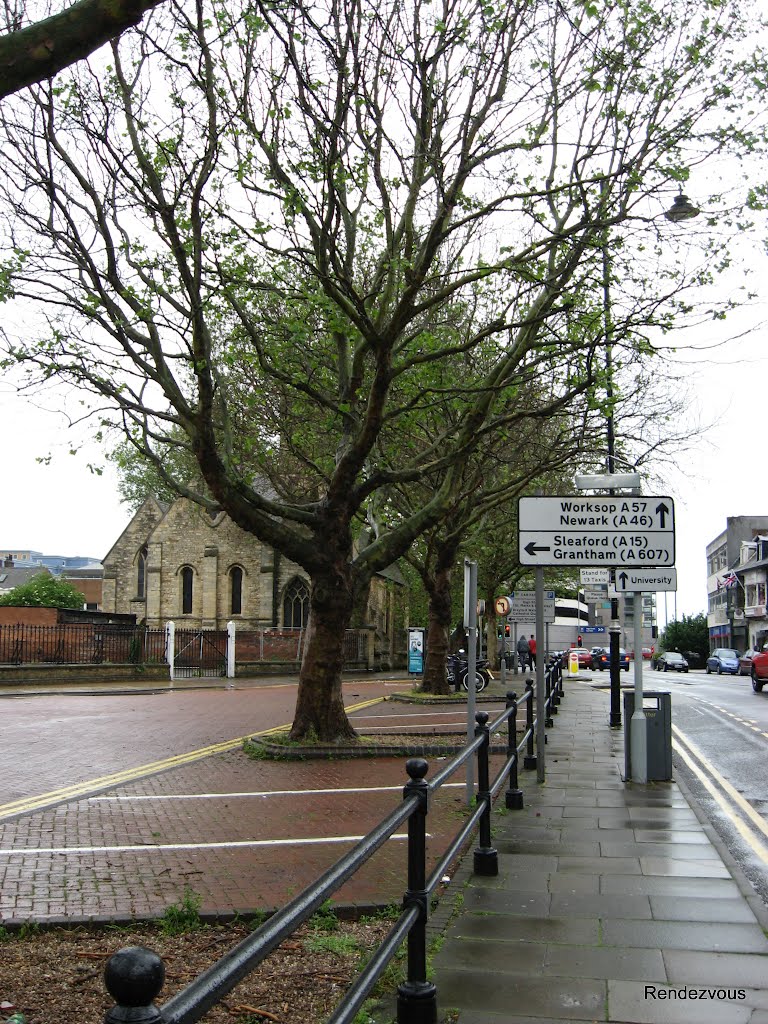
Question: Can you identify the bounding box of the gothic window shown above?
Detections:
[283,577,309,629]
[181,566,194,615]
[137,546,147,599]
[230,566,243,616]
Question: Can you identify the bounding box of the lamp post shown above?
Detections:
[593,188,699,767]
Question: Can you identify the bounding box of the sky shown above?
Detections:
[2,287,765,629]
[1,107,766,629]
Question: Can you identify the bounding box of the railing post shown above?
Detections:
[544,667,554,728]
[104,946,166,1024]
[551,657,562,705]
[473,711,498,876]
[505,692,524,810]
[523,680,537,770]
[397,758,437,1024]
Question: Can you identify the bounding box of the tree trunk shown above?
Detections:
[290,543,359,743]
[421,562,454,696]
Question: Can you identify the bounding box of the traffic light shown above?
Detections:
[577,635,582,647]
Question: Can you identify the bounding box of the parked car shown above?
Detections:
[593,647,630,672]
[655,651,689,673]
[749,645,768,692]
[590,646,606,669]
[706,648,740,675]
[739,649,760,676]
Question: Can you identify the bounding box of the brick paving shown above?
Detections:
[0,676,509,924]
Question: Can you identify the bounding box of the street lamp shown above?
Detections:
[595,188,699,751]
[664,192,700,223]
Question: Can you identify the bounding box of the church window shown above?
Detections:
[181,566,194,615]
[137,546,147,599]
[283,577,309,629]
[230,566,243,615]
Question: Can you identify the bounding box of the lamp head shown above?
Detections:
[664,193,700,223]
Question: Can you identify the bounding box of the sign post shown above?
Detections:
[464,559,478,804]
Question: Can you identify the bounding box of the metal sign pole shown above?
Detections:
[464,560,478,803]
[536,569,546,783]
[630,589,647,782]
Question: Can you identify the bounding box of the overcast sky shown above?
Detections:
[2,285,765,631]
[2,178,766,631]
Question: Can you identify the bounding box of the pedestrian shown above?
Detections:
[528,634,537,669]
[516,633,529,670]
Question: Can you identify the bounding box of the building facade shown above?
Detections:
[706,517,768,652]
[101,496,406,664]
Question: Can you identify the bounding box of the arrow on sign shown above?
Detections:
[524,541,551,556]
[656,502,670,527]
[617,571,629,590]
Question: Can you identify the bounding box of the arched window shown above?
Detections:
[137,546,147,599]
[230,566,243,616]
[283,577,309,629]
[181,566,194,615]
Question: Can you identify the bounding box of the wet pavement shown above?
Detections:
[3,671,768,1022]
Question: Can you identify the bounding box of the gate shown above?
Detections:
[167,623,234,679]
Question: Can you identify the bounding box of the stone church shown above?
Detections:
[101,496,406,663]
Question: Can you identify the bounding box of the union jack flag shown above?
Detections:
[718,572,738,590]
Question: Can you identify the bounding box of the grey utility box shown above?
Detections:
[623,691,673,781]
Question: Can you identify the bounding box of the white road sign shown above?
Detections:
[580,568,610,585]
[518,495,675,567]
[508,590,555,622]
[582,588,609,603]
[611,568,678,593]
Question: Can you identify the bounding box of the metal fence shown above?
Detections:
[0,623,167,666]
[0,623,371,669]
[103,660,565,1024]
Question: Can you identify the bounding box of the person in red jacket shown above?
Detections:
[528,634,537,669]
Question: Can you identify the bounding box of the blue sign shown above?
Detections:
[408,628,425,673]
[582,626,606,633]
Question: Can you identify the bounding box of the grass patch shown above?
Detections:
[159,887,203,936]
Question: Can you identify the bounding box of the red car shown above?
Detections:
[750,646,768,693]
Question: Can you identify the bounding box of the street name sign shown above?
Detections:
[518,495,675,567]
[508,590,555,622]
[610,568,678,593]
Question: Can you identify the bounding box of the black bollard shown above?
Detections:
[104,946,165,1024]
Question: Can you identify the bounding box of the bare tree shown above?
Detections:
[0,0,764,740]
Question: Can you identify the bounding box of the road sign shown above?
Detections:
[508,590,555,622]
[582,626,607,634]
[518,495,675,567]
[494,596,511,616]
[611,568,678,593]
[580,568,610,585]
[582,588,608,602]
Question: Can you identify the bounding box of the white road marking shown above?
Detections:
[0,834,415,857]
[89,783,466,802]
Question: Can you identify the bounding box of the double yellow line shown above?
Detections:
[0,696,385,821]
[673,723,768,864]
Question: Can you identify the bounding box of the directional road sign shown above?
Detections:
[508,590,555,622]
[518,495,675,567]
[611,568,678,593]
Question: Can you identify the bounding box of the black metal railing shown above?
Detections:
[103,658,565,1024]
[0,623,167,666]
